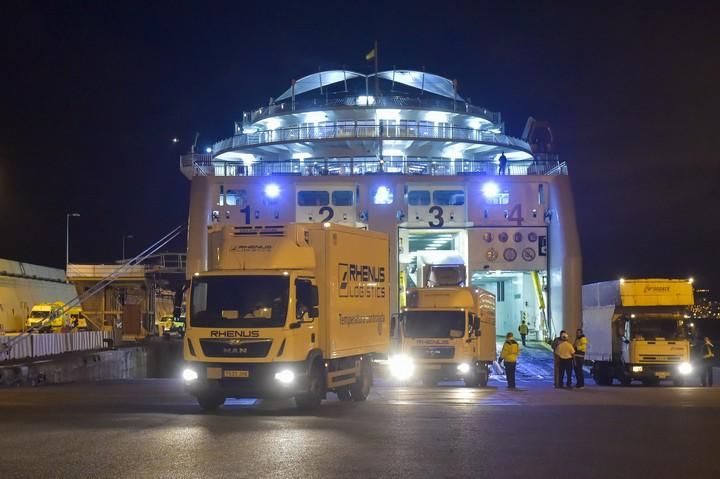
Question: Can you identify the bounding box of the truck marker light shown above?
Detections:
[678,362,693,375]
[183,369,199,381]
[457,363,471,374]
[388,354,415,380]
[274,369,295,384]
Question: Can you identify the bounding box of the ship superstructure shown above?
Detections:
[181,69,581,338]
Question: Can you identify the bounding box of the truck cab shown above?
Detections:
[390,287,496,387]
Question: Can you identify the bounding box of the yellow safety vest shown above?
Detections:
[501,340,520,363]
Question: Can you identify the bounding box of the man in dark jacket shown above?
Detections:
[700,337,715,387]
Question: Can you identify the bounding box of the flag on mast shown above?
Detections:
[365,47,376,61]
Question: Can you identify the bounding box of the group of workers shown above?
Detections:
[498,323,588,389]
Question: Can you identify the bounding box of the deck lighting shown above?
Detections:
[205,147,212,153]
[172,138,179,143]
[357,95,375,106]
[373,186,393,205]
[264,183,281,199]
[182,368,198,381]
[383,149,405,157]
[481,182,500,199]
[425,111,448,123]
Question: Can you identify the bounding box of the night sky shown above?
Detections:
[1,2,718,293]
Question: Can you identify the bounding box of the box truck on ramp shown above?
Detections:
[182,223,389,410]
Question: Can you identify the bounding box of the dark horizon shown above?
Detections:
[1,2,718,295]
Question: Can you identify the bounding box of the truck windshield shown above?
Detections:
[30,311,50,319]
[190,276,289,328]
[404,310,466,338]
[630,319,684,340]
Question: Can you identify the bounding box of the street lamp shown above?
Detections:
[66,213,80,272]
[122,235,134,262]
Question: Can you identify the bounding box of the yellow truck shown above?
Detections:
[389,286,496,387]
[25,302,88,332]
[182,223,390,410]
[583,278,694,386]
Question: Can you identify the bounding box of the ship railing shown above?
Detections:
[183,157,568,178]
[212,124,530,154]
[246,95,501,124]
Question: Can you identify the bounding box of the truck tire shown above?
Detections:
[295,361,325,410]
[463,367,487,388]
[350,358,372,402]
[197,393,225,412]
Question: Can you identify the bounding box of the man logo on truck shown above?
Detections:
[338,263,386,298]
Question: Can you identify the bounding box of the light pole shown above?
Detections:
[122,235,134,262]
[66,212,80,273]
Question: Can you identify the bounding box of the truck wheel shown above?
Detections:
[619,375,632,386]
[197,393,225,412]
[295,362,325,410]
[477,370,489,387]
[463,374,479,387]
[350,358,372,402]
[592,368,613,386]
[335,387,352,401]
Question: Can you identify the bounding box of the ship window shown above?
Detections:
[331,191,354,206]
[433,190,465,206]
[225,189,247,207]
[408,190,431,206]
[297,191,330,206]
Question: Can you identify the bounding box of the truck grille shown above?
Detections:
[639,355,683,363]
[411,346,455,359]
[200,339,272,358]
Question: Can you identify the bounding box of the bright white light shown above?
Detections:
[172,138,179,143]
[468,118,483,130]
[373,186,393,205]
[376,109,400,121]
[265,118,282,130]
[182,368,198,381]
[678,362,693,375]
[304,111,326,123]
[264,183,281,199]
[383,149,405,157]
[632,366,643,373]
[205,147,212,153]
[688,277,694,284]
[292,152,312,161]
[425,111,448,123]
[457,363,471,374]
[619,277,626,284]
[388,354,415,381]
[323,222,332,228]
[274,369,295,384]
[481,182,500,199]
[357,95,375,106]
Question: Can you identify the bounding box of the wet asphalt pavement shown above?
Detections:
[2,346,719,479]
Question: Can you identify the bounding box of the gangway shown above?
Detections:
[0,225,185,355]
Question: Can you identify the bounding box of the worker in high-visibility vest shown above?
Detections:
[574,329,588,389]
[518,320,529,346]
[701,337,715,387]
[499,332,520,389]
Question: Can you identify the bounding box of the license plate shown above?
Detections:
[224,370,249,378]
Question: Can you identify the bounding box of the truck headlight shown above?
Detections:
[182,368,198,382]
[388,354,415,380]
[457,363,471,374]
[678,362,693,375]
[632,366,643,373]
[274,369,295,384]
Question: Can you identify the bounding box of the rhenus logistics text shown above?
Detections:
[339,264,386,298]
